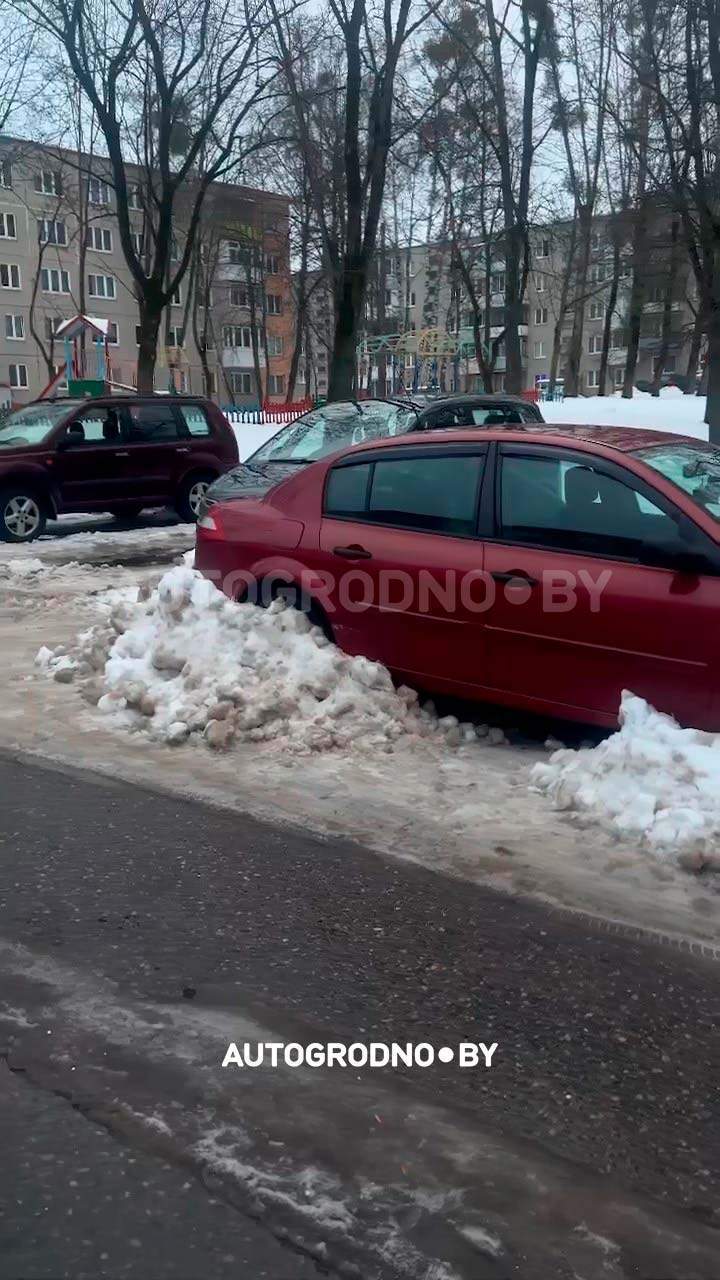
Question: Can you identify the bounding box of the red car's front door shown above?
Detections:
[317,445,491,691]
[482,443,720,728]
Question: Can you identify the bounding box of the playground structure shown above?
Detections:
[39,315,133,399]
[357,326,473,397]
[357,325,562,402]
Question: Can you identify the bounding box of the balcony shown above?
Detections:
[221,346,256,369]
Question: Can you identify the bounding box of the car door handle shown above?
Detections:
[491,570,539,586]
[114,451,130,458]
[176,447,190,453]
[333,544,372,560]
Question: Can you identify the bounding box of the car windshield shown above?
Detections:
[248,400,418,464]
[0,402,75,447]
[633,441,720,521]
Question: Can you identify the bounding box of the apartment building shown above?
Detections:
[303,209,697,398]
[0,137,293,407]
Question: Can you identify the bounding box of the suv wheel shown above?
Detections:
[176,473,214,523]
[0,488,47,543]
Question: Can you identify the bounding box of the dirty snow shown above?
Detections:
[531,692,720,869]
[36,565,494,755]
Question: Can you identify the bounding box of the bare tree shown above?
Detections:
[17,0,277,389]
[271,0,438,399]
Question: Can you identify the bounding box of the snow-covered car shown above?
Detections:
[196,422,720,732]
[0,396,238,542]
[203,395,544,509]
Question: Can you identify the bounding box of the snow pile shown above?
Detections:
[37,565,489,755]
[531,692,720,869]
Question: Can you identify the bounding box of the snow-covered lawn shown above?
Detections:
[543,387,708,437]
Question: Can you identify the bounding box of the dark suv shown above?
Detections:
[0,396,239,541]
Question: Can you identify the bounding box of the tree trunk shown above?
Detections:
[136,303,162,391]
[598,234,621,396]
[565,206,593,398]
[685,309,703,391]
[704,308,720,442]
[504,225,524,393]
[622,201,649,398]
[328,263,364,400]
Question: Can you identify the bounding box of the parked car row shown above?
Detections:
[4,388,719,734]
[0,393,541,542]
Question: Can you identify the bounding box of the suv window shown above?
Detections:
[64,408,121,445]
[125,404,181,442]
[180,405,211,437]
[499,452,679,557]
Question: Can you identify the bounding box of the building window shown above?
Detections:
[265,253,280,274]
[534,306,548,325]
[613,366,624,386]
[126,184,142,210]
[171,286,182,306]
[410,291,416,306]
[267,334,283,356]
[588,300,605,320]
[38,218,67,246]
[206,370,217,395]
[266,293,283,315]
[106,320,119,345]
[491,272,505,295]
[135,324,142,345]
[0,159,12,188]
[88,274,115,299]
[9,362,28,388]
[610,329,626,350]
[619,260,632,279]
[0,263,20,289]
[41,267,70,294]
[588,333,603,354]
[88,177,111,206]
[227,241,250,266]
[53,363,69,391]
[230,371,253,395]
[5,314,24,339]
[535,274,546,293]
[0,212,17,239]
[536,237,550,258]
[533,340,545,359]
[130,231,143,256]
[267,373,285,395]
[589,263,607,284]
[591,230,603,251]
[230,285,249,307]
[34,169,61,196]
[223,324,251,348]
[87,225,113,252]
[586,368,600,388]
[166,326,184,347]
[44,315,64,340]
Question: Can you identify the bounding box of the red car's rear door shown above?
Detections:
[482,443,720,728]
[317,443,491,690]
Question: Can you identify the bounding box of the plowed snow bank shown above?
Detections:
[36,566,490,755]
[531,692,720,869]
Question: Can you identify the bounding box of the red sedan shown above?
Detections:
[195,424,720,731]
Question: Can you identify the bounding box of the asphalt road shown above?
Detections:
[0,752,718,1278]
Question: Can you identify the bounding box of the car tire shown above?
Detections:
[0,487,47,543]
[175,473,215,523]
[270,583,335,643]
[108,505,143,522]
